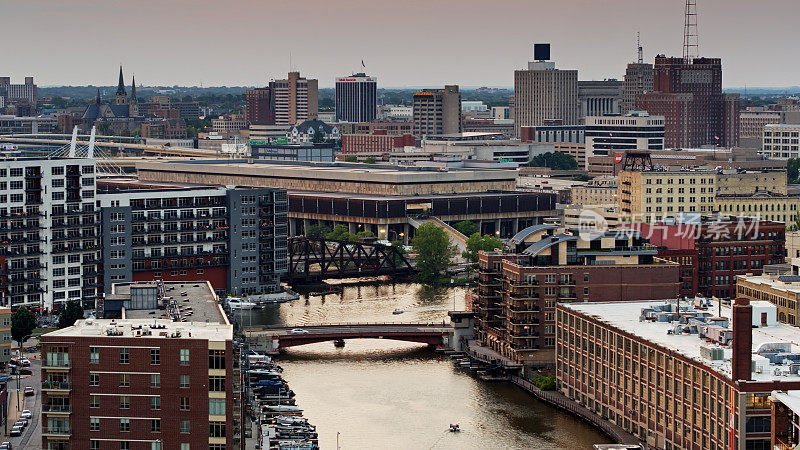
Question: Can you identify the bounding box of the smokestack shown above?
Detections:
[732,298,752,382]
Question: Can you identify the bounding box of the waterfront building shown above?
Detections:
[335,73,377,123]
[269,71,319,126]
[412,86,461,137]
[557,297,797,450]
[584,112,665,160]
[97,180,288,297]
[629,218,786,299]
[578,80,622,120]
[40,281,234,450]
[472,225,679,366]
[514,47,579,137]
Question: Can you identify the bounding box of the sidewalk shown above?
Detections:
[1,388,23,437]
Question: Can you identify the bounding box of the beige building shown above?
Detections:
[514,59,578,137]
[740,110,781,138]
[618,169,717,222]
[0,308,9,367]
[269,71,319,125]
[762,123,800,159]
[737,274,800,326]
[787,231,800,259]
[412,85,461,137]
[553,142,586,169]
[211,114,247,133]
[570,176,618,205]
[563,204,619,230]
[621,62,653,114]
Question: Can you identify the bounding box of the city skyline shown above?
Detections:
[5,0,798,88]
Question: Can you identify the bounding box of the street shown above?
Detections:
[1,345,42,450]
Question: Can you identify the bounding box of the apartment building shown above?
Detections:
[269,72,319,126]
[41,282,234,450]
[472,225,679,366]
[412,85,461,137]
[97,181,289,297]
[0,158,101,310]
[557,298,797,450]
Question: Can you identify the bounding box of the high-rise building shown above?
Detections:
[0,76,37,107]
[621,63,653,114]
[584,112,665,163]
[412,85,461,137]
[578,80,622,120]
[0,158,101,310]
[41,282,235,450]
[513,46,578,137]
[245,88,275,125]
[269,72,318,126]
[636,56,739,148]
[335,73,377,123]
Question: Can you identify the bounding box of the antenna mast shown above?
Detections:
[683,0,699,62]
[637,31,643,64]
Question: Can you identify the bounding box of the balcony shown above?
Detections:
[41,381,71,391]
[42,358,71,370]
[42,426,71,437]
[42,404,72,414]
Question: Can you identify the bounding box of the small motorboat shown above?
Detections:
[449,424,460,432]
[228,299,257,310]
[392,309,404,315]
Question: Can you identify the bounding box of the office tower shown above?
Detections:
[0,76,37,106]
[578,80,622,120]
[584,112,665,159]
[513,44,579,137]
[269,72,318,125]
[245,87,275,125]
[621,63,654,113]
[335,73,377,122]
[412,85,461,137]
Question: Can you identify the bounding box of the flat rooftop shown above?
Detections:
[111,281,228,325]
[562,299,800,382]
[738,273,800,294]
[43,318,232,341]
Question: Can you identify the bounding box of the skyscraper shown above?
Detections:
[269,72,318,126]
[245,87,275,125]
[621,63,653,113]
[412,85,461,137]
[335,73,377,123]
[513,44,578,137]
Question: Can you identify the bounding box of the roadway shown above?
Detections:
[2,343,41,449]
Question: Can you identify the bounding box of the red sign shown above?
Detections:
[614,154,623,163]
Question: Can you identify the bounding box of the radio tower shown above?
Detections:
[637,31,643,64]
[682,0,699,62]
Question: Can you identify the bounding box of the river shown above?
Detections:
[240,282,609,449]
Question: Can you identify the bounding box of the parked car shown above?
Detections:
[20,410,31,419]
[23,386,34,396]
[8,426,21,436]
[13,420,25,429]
[18,358,29,367]
[0,441,13,449]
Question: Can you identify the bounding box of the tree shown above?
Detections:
[306,224,330,238]
[311,130,325,143]
[453,220,479,237]
[364,157,376,164]
[344,155,358,163]
[462,233,505,263]
[326,224,356,242]
[788,158,800,184]
[411,223,456,283]
[57,301,85,329]
[356,230,375,239]
[390,240,407,264]
[11,308,36,349]
[528,151,578,170]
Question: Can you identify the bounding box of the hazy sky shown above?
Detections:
[4,0,797,88]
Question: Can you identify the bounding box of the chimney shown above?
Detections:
[732,298,753,382]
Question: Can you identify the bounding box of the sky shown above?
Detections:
[3,0,798,88]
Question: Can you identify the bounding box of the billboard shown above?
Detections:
[534,43,550,61]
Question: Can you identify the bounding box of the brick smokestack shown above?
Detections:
[732,298,753,382]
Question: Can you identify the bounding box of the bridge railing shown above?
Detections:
[248,322,449,331]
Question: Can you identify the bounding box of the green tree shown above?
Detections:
[788,158,800,184]
[57,301,85,329]
[572,174,591,182]
[453,220,479,237]
[356,230,375,239]
[306,224,330,238]
[462,233,505,263]
[326,224,356,242]
[528,151,578,170]
[311,130,325,143]
[411,223,456,283]
[344,155,358,162]
[11,308,36,348]
[364,157,376,164]
[390,240,407,264]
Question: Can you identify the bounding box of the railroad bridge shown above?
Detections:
[247,323,454,353]
[287,237,415,282]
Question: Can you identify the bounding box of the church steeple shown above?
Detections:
[115,65,128,106]
[129,74,139,117]
[96,88,101,105]
[130,74,137,102]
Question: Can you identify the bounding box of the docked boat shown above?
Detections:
[228,298,258,310]
[392,309,404,315]
[449,424,461,432]
[264,405,303,413]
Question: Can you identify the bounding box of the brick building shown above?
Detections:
[41,282,234,449]
[341,132,415,154]
[628,218,786,299]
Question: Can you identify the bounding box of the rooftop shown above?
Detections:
[110,281,228,325]
[562,299,800,382]
[737,273,800,295]
[42,318,232,342]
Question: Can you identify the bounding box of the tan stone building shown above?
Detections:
[269,71,319,126]
[514,58,578,137]
[570,176,618,205]
[618,169,717,222]
[737,274,800,326]
[412,85,461,137]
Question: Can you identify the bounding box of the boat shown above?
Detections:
[449,424,460,432]
[263,405,303,413]
[392,309,404,315]
[228,298,258,310]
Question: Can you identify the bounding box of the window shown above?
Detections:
[151,418,161,433]
[120,418,130,432]
[180,420,190,433]
[179,348,190,365]
[90,347,99,363]
[209,350,225,369]
[119,373,130,387]
[151,396,161,410]
[209,398,226,416]
[90,373,99,386]
[121,443,130,450]
[209,376,225,392]
[151,348,160,365]
[90,395,99,408]
[91,441,100,450]
[209,421,226,438]
[180,397,190,411]
[180,374,190,388]
[90,417,100,431]
[151,373,160,388]
[119,348,129,364]
[119,395,130,409]
[152,443,163,450]
[181,444,190,450]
